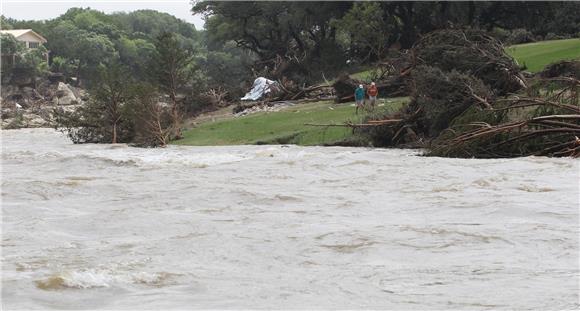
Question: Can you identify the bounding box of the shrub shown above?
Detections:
[544,33,569,41]
[506,28,535,44]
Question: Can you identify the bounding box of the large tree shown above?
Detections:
[47,21,117,86]
[332,2,395,62]
[93,63,134,144]
[193,1,352,81]
[151,32,194,139]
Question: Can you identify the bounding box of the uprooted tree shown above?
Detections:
[355,29,579,158]
[429,76,580,158]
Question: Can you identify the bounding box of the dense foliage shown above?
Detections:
[2,2,578,94]
[1,8,251,114]
[194,1,579,82]
[2,9,200,85]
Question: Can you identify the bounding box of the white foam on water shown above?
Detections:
[34,269,175,290]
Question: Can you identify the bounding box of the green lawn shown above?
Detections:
[507,38,580,72]
[350,69,374,82]
[175,98,407,146]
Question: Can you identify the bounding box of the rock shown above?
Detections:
[1,77,86,129]
[24,113,50,127]
[55,82,78,106]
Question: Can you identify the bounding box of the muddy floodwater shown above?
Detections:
[1,128,579,309]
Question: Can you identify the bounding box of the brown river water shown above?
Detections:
[1,128,579,309]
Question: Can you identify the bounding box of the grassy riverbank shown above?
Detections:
[506,38,580,72]
[176,39,578,147]
[175,98,408,146]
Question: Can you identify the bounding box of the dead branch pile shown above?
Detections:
[200,87,229,108]
[428,77,580,158]
[353,31,580,158]
[540,60,580,79]
[275,82,334,101]
[357,29,527,148]
[412,29,526,95]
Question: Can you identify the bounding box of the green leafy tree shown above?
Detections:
[20,45,49,77]
[116,36,156,77]
[1,34,48,83]
[48,21,117,86]
[50,56,73,77]
[93,63,135,143]
[54,63,136,144]
[333,2,394,62]
[0,33,23,55]
[193,1,351,81]
[151,32,194,139]
[0,15,13,29]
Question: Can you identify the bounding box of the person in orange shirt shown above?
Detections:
[367,82,378,109]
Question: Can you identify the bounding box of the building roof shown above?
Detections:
[0,29,47,43]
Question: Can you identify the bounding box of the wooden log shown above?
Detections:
[366,119,403,124]
[304,121,400,128]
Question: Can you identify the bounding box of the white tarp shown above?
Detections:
[241,77,278,101]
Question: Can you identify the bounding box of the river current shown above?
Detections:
[1,128,579,309]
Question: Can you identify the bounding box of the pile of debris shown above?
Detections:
[352,29,579,158]
[234,100,296,117]
[429,75,579,158]
[240,76,334,103]
[540,60,580,78]
[411,29,526,95]
[234,76,334,116]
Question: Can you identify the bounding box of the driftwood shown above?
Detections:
[305,119,402,128]
[271,77,335,102]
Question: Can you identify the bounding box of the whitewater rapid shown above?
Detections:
[1,128,579,309]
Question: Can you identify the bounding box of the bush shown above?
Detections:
[506,28,535,44]
[544,33,570,41]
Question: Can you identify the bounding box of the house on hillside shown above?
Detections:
[0,29,47,49]
[0,29,49,65]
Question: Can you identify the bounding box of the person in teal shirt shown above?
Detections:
[354,84,365,114]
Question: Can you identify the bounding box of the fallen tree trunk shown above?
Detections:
[305,119,402,128]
